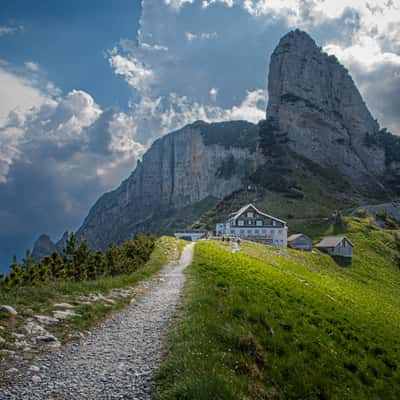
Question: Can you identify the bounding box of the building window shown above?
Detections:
[247,229,252,235]
[231,229,236,235]
[254,229,259,235]
[256,220,262,226]
[247,212,254,218]
[278,229,283,234]
[238,220,244,226]
[247,220,252,225]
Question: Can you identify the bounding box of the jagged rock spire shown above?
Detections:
[266,29,385,178]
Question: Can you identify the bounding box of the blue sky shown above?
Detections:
[0,0,140,111]
[0,0,142,271]
[0,0,400,271]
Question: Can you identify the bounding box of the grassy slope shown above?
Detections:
[0,236,184,352]
[155,219,400,399]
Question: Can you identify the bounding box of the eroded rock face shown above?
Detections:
[76,121,258,250]
[266,29,386,179]
[32,234,58,262]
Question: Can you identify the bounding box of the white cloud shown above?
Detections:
[0,66,49,126]
[202,0,235,8]
[108,54,154,91]
[324,38,400,72]
[108,113,145,157]
[227,88,266,121]
[0,90,102,183]
[164,0,194,11]
[131,89,265,143]
[24,61,40,72]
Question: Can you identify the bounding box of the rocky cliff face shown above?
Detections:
[32,234,58,262]
[76,121,258,249]
[266,30,386,179]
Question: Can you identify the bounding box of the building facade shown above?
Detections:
[288,234,313,251]
[216,204,287,247]
[315,236,354,258]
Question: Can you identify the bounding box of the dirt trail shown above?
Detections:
[2,243,195,400]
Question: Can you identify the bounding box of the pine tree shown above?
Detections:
[64,233,77,279]
[22,249,37,285]
[8,256,22,287]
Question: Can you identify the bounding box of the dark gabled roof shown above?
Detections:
[316,236,354,248]
[288,233,310,242]
[228,203,286,225]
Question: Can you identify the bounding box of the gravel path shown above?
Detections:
[2,243,195,400]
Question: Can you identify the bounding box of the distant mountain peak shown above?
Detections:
[32,234,57,262]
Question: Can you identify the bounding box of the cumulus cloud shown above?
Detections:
[108,54,154,92]
[0,65,49,126]
[0,84,147,267]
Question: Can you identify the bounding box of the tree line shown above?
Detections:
[0,233,156,289]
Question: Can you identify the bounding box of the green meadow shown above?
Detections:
[155,218,400,399]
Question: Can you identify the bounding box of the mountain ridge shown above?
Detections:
[33,29,400,257]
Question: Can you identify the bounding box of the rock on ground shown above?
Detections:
[2,243,194,400]
[1,306,18,316]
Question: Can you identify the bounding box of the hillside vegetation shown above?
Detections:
[0,236,184,366]
[155,218,400,399]
[194,145,390,234]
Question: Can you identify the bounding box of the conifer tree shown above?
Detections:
[8,256,22,287]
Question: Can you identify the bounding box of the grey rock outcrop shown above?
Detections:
[76,121,258,249]
[1,305,18,316]
[353,202,400,222]
[31,234,58,262]
[266,29,386,179]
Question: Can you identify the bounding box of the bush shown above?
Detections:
[354,208,367,218]
[1,233,156,290]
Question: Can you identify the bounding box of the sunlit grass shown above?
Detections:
[155,219,400,399]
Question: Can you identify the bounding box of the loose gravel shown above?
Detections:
[2,243,194,400]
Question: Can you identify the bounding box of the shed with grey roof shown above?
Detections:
[315,236,354,258]
[288,234,312,251]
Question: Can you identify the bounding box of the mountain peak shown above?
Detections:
[266,30,385,179]
[32,234,57,262]
[277,29,317,49]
